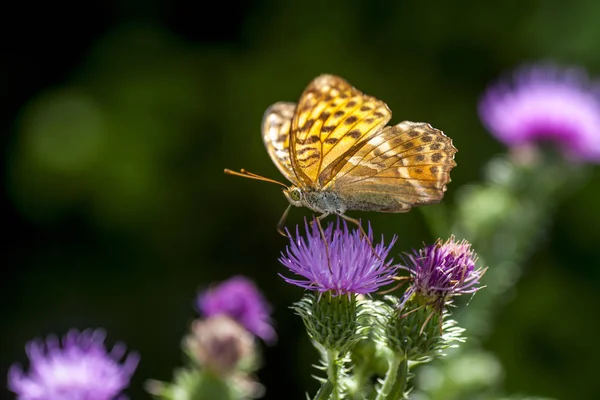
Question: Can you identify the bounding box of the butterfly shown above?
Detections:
[225,74,457,233]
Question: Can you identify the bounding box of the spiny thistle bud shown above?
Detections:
[148,316,263,400]
[385,296,464,362]
[186,315,256,378]
[292,292,367,354]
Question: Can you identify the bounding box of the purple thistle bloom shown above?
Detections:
[198,276,276,344]
[8,329,139,400]
[479,64,600,162]
[279,218,398,296]
[401,236,485,307]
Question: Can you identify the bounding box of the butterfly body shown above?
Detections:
[284,187,347,216]
[227,74,457,227]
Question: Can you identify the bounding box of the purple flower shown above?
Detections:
[401,236,485,307]
[198,276,276,344]
[8,329,139,400]
[279,218,398,296]
[479,64,600,162]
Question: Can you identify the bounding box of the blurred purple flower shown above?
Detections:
[8,329,139,400]
[279,218,398,296]
[401,236,485,307]
[198,276,276,344]
[479,64,600,162]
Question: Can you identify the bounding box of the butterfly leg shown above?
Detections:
[338,214,384,262]
[312,213,333,273]
[378,276,411,295]
[338,214,369,242]
[276,205,292,237]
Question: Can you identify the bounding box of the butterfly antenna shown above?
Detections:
[224,168,288,188]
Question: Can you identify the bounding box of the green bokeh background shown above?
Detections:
[2,1,600,399]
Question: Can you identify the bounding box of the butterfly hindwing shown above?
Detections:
[327,121,457,212]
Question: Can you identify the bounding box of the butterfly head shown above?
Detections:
[283,186,304,207]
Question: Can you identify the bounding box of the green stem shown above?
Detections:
[314,381,334,400]
[326,349,342,400]
[388,358,409,400]
[375,357,401,400]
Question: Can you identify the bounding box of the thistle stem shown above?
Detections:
[326,349,342,400]
[313,381,334,400]
[375,356,407,400]
[388,358,409,400]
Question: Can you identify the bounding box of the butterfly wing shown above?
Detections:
[289,75,392,188]
[262,102,299,185]
[325,121,457,212]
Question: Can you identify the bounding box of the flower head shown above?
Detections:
[8,329,139,400]
[279,218,398,296]
[186,315,256,377]
[198,276,276,344]
[479,64,600,162]
[401,236,485,307]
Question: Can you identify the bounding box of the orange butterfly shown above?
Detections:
[225,75,457,233]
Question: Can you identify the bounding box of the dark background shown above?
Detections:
[3,1,600,399]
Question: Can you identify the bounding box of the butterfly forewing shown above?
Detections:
[328,121,457,212]
[262,102,298,185]
[290,75,391,187]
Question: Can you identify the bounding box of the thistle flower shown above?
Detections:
[186,315,256,378]
[8,328,139,400]
[479,64,600,162]
[401,236,485,308]
[148,315,264,399]
[198,275,276,344]
[279,218,397,296]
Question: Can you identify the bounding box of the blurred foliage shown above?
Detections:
[3,0,600,399]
